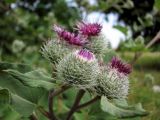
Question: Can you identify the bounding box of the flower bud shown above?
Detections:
[53,25,86,46]
[41,40,70,64]
[95,57,131,98]
[56,49,100,89]
[75,49,95,62]
[85,35,108,58]
[77,21,102,37]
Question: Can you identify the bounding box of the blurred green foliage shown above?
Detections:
[0,0,80,55]
[129,69,160,120]
[119,52,160,70]
[118,36,146,52]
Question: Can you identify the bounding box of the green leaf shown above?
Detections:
[74,112,87,120]
[0,74,38,117]
[121,36,146,52]
[0,88,10,105]
[5,69,56,91]
[25,69,54,82]
[101,96,149,118]
[0,62,31,73]
[113,25,128,35]
[113,98,128,107]
[11,94,36,117]
[155,0,160,9]
[5,0,16,4]
[0,104,21,120]
[0,62,47,117]
[88,100,116,120]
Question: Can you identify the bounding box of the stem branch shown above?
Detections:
[52,84,71,97]
[48,90,58,120]
[48,84,71,120]
[145,31,160,49]
[76,96,101,111]
[66,89,85,120]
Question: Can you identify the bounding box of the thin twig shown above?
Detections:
[76,96,101,111]
[145,31,160,49]
[66,89,85,120]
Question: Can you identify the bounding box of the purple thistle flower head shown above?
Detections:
[53,25,86,46]
[77,21,102,37]
[111,57,132,75]
[75,49,95,62]
[68,35,87,46]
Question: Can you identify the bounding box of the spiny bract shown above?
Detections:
[85,35,109,58]
[41,39,70,64]
[56,49,100,89]
[94,57,131,99]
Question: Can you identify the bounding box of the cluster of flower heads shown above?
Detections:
[53,21,102,46]
[42,21,132,99]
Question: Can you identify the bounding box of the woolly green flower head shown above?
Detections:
[85,34,109,58]
[95,57,132,99]
[41,39,70,64]
[56,49,100,89]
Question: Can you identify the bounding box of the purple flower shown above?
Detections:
[75,49,95,62]
[53,25,86,46]
[77,21,102,37]
[68,35,86,46]
[111,57,132,75]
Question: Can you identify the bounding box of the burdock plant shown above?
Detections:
[5,21,149,120]
[40,21,148,120]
